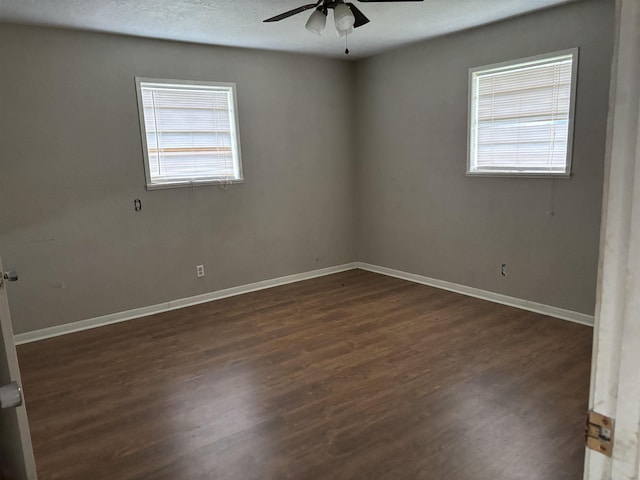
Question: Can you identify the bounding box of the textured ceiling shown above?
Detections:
[0,0,576,59]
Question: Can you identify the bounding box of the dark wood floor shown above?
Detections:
[17,270,592,480]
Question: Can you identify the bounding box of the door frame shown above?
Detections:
[585,0,640,478]
[0,259,37,479]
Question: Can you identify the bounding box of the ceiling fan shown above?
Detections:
[264,0,424,52]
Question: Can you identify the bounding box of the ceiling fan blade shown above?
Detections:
[346,3,370,28]
[357,0,423,2]
[263,2,321,22]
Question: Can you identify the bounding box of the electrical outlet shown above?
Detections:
[196,265,205,278]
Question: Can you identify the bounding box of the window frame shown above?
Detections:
[466,48,579,178]
[135,77,244,190]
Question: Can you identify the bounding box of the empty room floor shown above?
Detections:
[17,270,592,479]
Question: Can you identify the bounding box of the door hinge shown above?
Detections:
[586,411,614,457]
[0,269,18,288]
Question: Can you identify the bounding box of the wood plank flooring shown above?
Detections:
[17,270,592,479]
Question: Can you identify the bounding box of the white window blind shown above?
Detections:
[468,50,578,177]
[135,78,243,189]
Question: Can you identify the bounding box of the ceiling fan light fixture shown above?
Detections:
[334,3,355,31]
[336,26,354,37]
[305,8,327,35]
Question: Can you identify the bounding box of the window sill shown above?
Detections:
[145,178,245,190]
[466,171,572,179]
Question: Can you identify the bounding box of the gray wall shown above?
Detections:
[0,0,614,335]
[355,0,614,315]
[0,26,356,334]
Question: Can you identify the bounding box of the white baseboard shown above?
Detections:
[15,260,593,345]
[14,263,358,345]
[357,262,594,327]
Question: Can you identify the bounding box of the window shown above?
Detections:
[135,78,243,189]
[467,49,578,177]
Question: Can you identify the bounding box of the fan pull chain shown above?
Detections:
[345,29,349,55]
